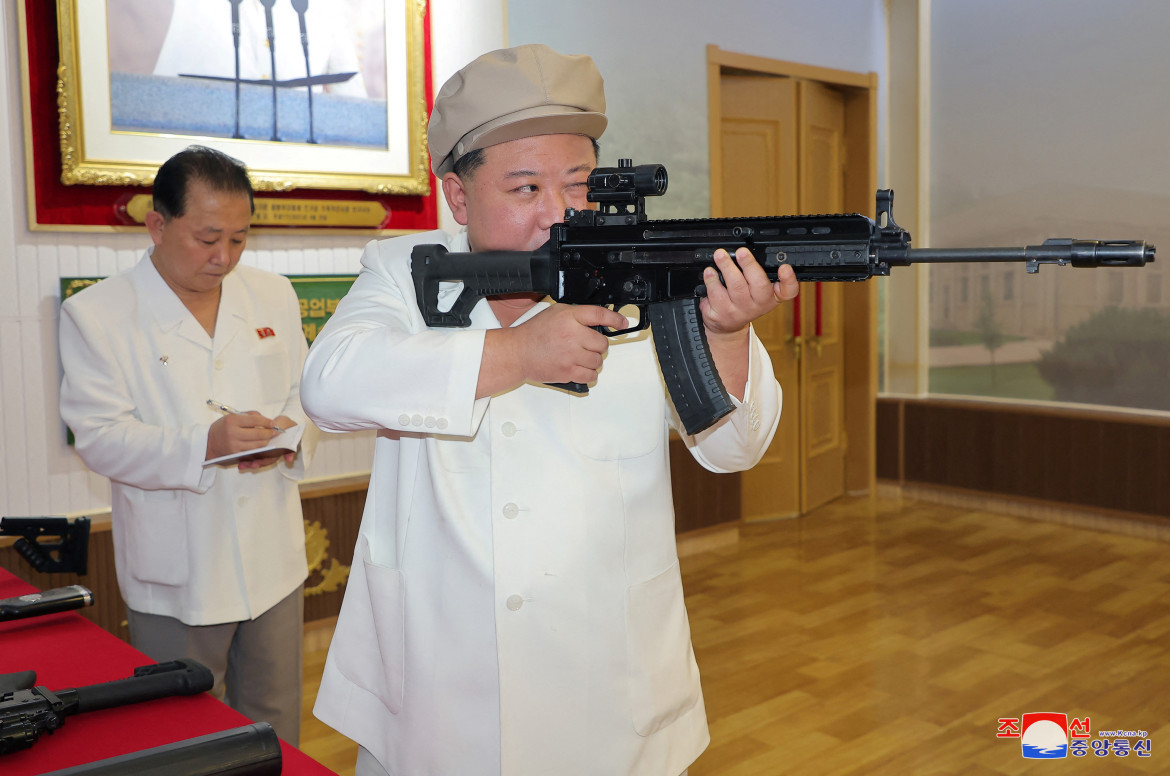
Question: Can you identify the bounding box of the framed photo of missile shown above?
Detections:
[18,0,437,231]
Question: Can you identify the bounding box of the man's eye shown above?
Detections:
[200,239,217,246]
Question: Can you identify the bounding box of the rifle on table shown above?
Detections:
[0,584,93,623]
[0,659,214,756]
[411,159,1155,435]
[39,721,281,776]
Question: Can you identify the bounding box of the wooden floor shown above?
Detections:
[300,494,1170,774]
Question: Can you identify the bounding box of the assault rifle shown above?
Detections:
[0,659,213,755]
[412,160,1155,435]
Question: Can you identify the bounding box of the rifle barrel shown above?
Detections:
[901,239,1154,268]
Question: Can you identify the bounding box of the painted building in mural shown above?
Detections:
[928,186,1169,340]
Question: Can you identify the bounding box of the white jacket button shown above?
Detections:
[502,502,519,519]
[506,595,524,611]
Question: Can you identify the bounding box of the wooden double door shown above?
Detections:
[716,69,860,519]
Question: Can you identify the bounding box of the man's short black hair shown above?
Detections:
[452,137,601,180]
[152,145,255,220]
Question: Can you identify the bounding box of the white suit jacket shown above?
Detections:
[302,230,782,775]
[59,253,313,625]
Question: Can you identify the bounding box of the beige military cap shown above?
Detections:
[427,43,608,177]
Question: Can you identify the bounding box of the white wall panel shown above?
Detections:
[57,242,79,278]
[15,244,38,318]
[0,320,30,515]
[77,244,99,278]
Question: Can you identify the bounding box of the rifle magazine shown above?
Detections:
[648,298,734,436]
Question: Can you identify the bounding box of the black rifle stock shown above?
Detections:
[412,160,1155,435]
[0,516,90,575]
[0,659,214,756]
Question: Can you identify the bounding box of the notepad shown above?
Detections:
[202,423,304,466]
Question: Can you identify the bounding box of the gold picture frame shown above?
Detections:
[54,0,430,195]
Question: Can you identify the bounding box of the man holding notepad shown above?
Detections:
[58,145,314,744]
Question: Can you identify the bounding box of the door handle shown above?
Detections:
[784,334,803,360]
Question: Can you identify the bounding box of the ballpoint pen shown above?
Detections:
[206,399,290,432]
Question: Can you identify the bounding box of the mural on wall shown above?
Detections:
[58,0,428,192]
[18,0,439,229]
[926,0,1170,411]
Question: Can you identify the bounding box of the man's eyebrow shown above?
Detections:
[502,163,594,180]
[195,225,250,235]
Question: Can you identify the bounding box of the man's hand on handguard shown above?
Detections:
[478,304,629,397]
[701,247,799,340]
[698,246,800,402]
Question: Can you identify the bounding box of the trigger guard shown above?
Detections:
[602,324,641,338]
[601,308,649,337]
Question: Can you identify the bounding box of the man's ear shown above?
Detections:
[144,210,167,246]
[441,173,470,226]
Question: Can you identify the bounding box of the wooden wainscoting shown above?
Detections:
[877,396,1170,524]
[299,478,364,624]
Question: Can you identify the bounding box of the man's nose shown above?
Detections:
[537,190,569,229]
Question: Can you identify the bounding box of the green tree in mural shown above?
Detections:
[1037,306,1170,411]
[975,288,1006,389]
